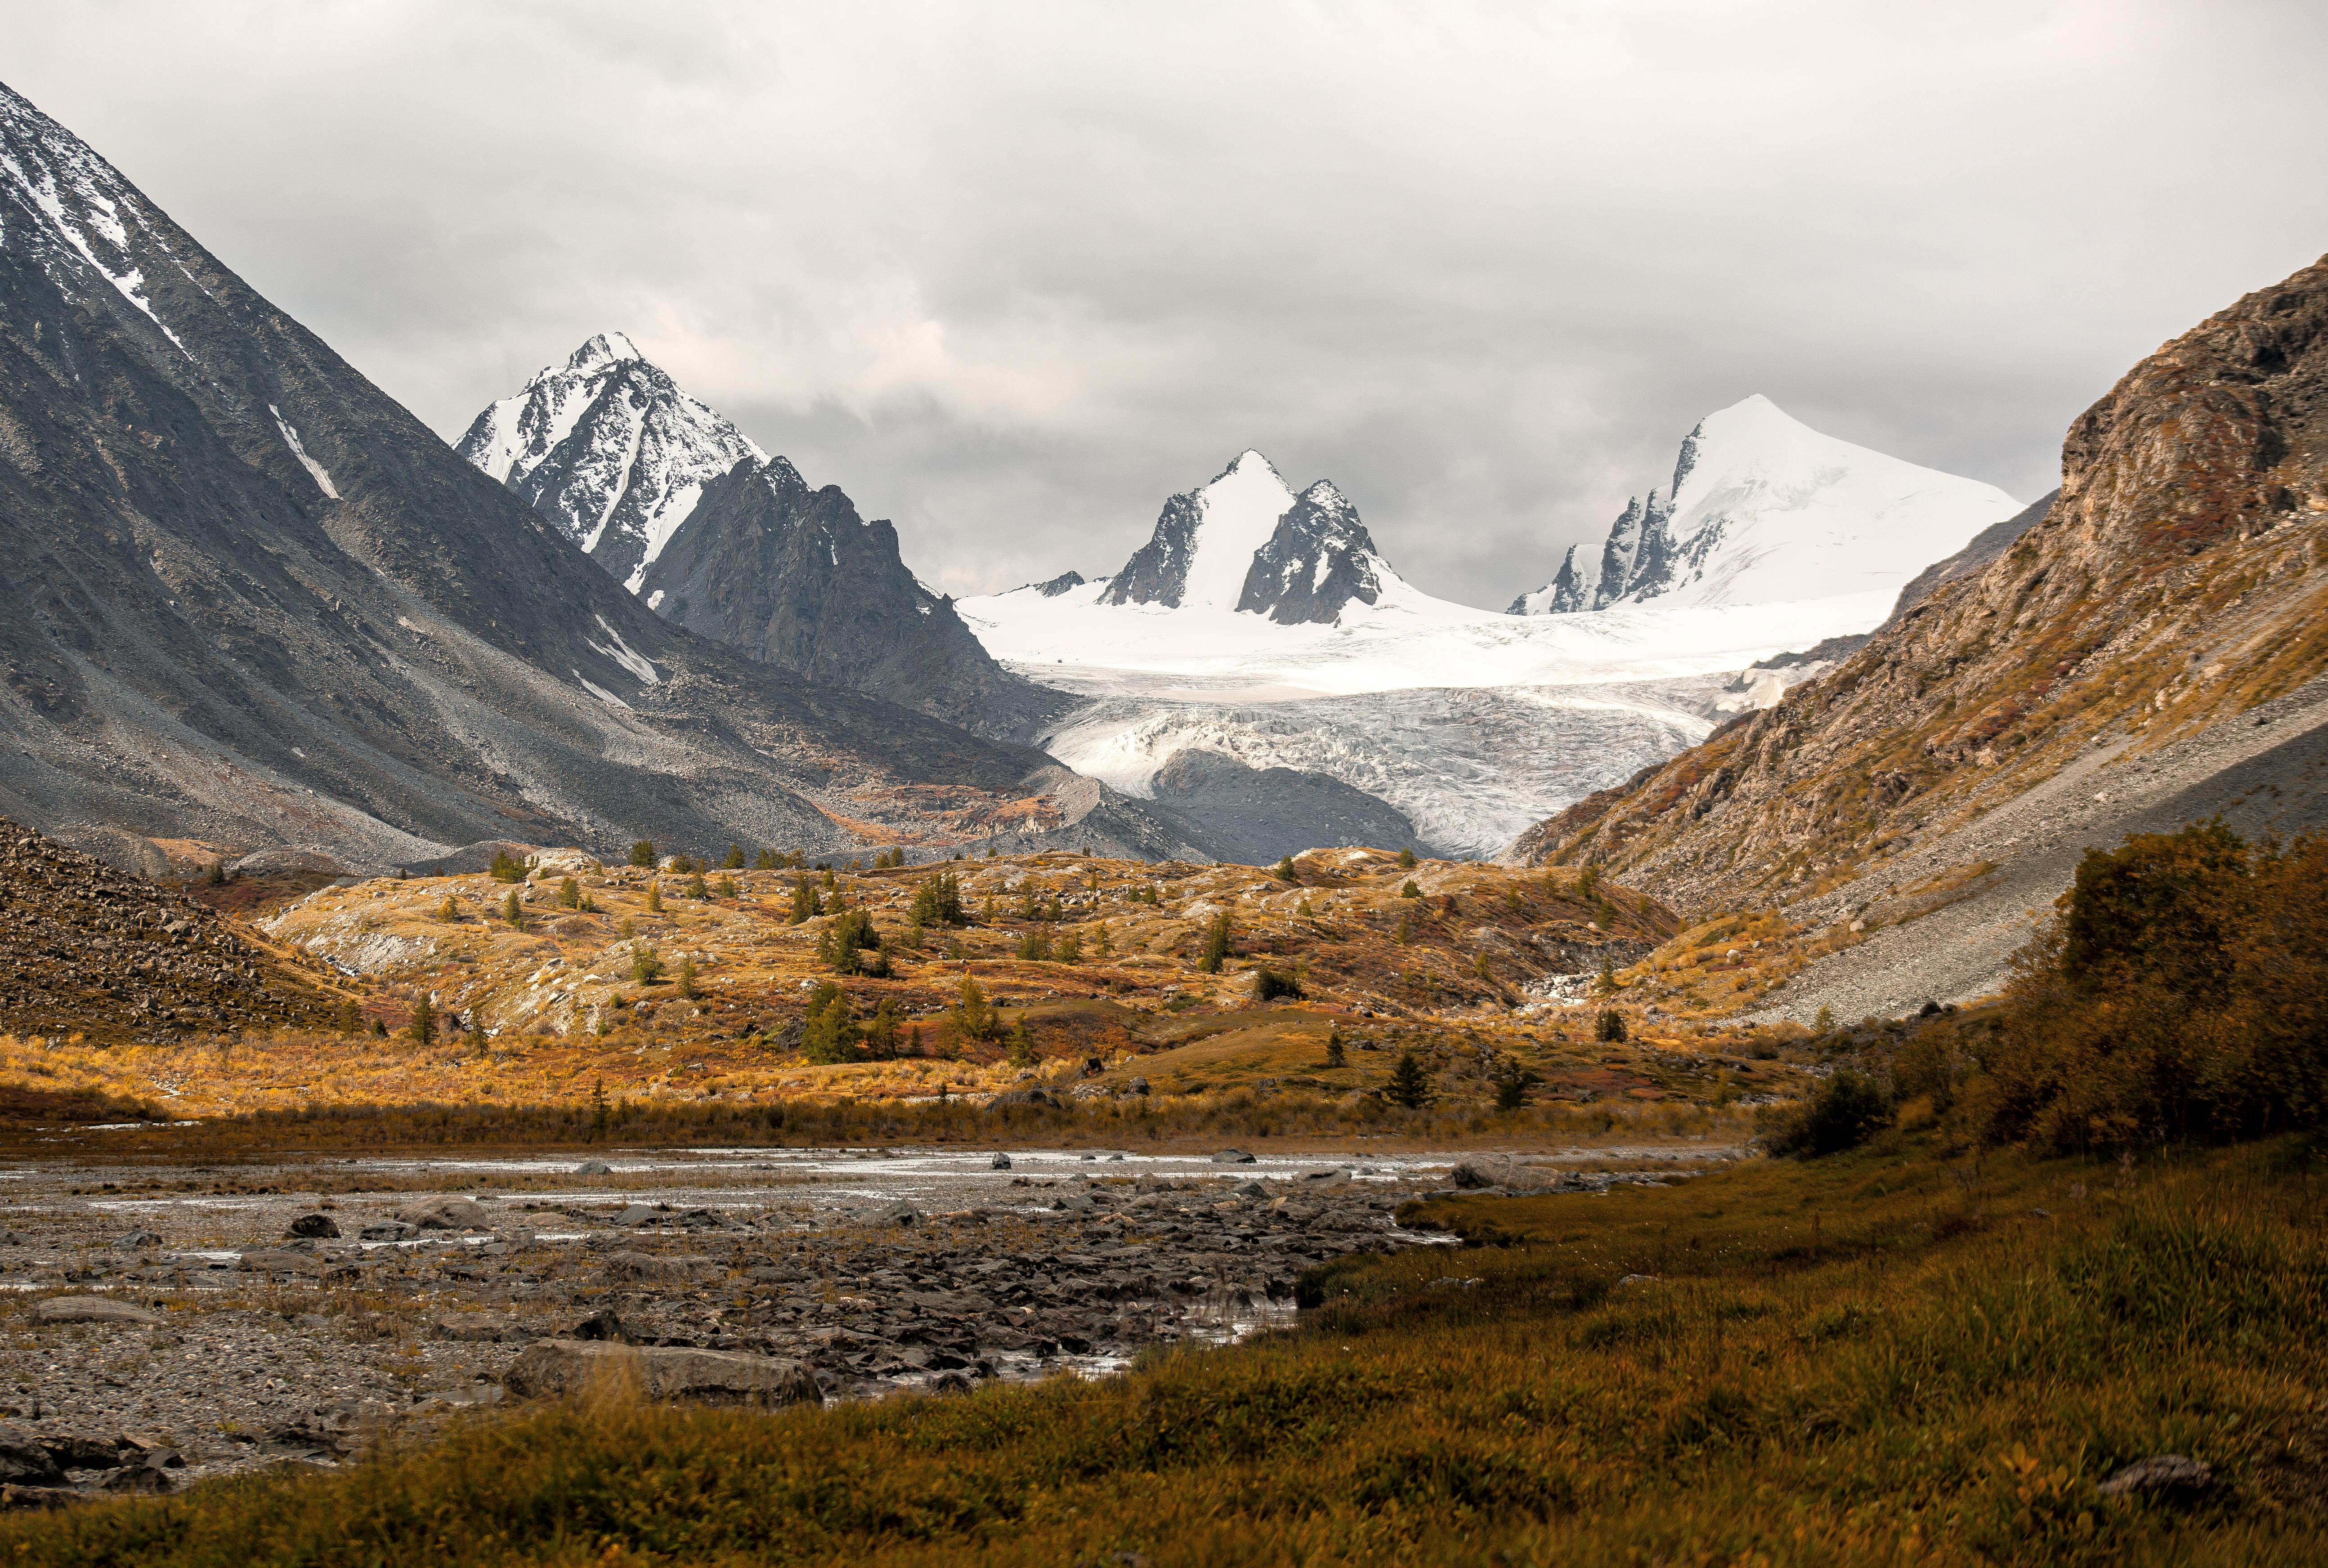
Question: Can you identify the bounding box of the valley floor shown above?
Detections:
[2,1130,2321,1564]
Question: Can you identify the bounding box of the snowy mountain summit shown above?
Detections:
[1102,451,1403,624]
[1510,394,2020,615]
[456,333,766,590]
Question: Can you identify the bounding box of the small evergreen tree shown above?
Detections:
[630,840,656,868]
[503,890,524,929]
[1056,929,1083,964]
[1385,1049,1432,1108]
[1401,880,1422,898]
[1578,863,1599,899]
[1198,909,1232,974]
[559,876,582,909]
[1473,952,1493,982]
[1396,913,1412,945]
[1297,897,1314,917]
[952,974,998,1041]
[336,999,360,1034]
[1397,847,1417,870]
[370,1017,389,1038]
[754,848,779,871]
[1017,927,1054,962]
[823,868,837,890]
[677,957,699,1000]
[1494,1059,1529,1111]
[789,876,821,925]
[1252,967,1302,1002]
[435,895,458,923]
[688,871,708,901]
[589,1076,610,1140]
[1813,1004,1836,1033]
[802,989,861,1064]
[909,872,966,927]
[410,993,436,1046]
[1274,855,1298,882]
[865,998,901,1059]
[1596,1008,1627,1043]
[490,849,525,883]
[646,880,664,914]
[1325,1027,1346,1068]
[1094,921,1112,957]
[725,843,746,870]
[1005,1017,1036,1067]
[716,874,737,899]
[632,944,664,985]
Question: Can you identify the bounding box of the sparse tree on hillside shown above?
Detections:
[1494,1059,1529,1111]
[646,881,664,914]
[1401,880,1422,898]
[865,998,901,1059]
[909,872,965,928]
[754,848,778,870]
[1005,1018,1035,1068]
[725,844,745,869]
[1596,1009,1627,1043]
[1017,927,1054,963]
[1385,1050,1432,1108]
[677,957,699,1000]
[1397,848,1417,870]
[410,993,436,1046]
[559,876,581,910]
[1325,1027,1346,1068]
[1198,909,1232,974]
[1094,921,1112,957]
[953,974,999,1041]
[687,871,708,901]
[631,944,664,985]
[629,841,655,868]
[1274,855,1298,882]
[435,895,458,923]
[716,874,737,898]
[1056,929,1083,964]
[502,890,524,929]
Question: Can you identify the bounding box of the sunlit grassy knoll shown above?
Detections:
[8,1130,2324,1565]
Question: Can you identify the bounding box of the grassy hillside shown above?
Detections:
[4,1128,2320,1564]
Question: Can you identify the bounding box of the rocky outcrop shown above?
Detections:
[0,818,336,1041]
[1147,749,1425,864]
[502,1340,824,1409]
[1505,255,2328,910]
[1235,482,1389,625]
[636,459,1066,740]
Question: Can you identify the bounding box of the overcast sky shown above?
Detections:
[10,1,2327,605]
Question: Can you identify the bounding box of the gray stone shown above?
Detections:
[503,1340,823,1409]
[1450,1155,1539,1191]
[238,1249,324,1276]
[396,1195,490,1231]
[111,1230,163,1251]
[1127,1077,1150,1096]
[1212,1149,1257,1165]
[615,1203,662,1227]
[286,1214,341,1239]
[990,1153,1012,1170]
[573,1160,614,1175]
[2098,1455,2216,1504]
[35,1295,162,1326]
[358,1221,412,1242]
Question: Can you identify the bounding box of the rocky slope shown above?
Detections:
[1508,395,2020,615]
[0,818,335,1041]
[1145,748,1429,863]
[0,79,1108,873]
[1505,253,2328,925]
[462,337,1061,740]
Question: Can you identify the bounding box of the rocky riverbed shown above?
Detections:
[0,1143,1711,1505]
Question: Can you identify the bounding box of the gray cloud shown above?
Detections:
[10,0,2327,604]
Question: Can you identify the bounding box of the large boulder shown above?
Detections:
[35,1296,161,1326]
[286,1214,341,1239]
[503,1340,822,1409]
[397,1195,490,1231]
[1450,1154,1543,1191]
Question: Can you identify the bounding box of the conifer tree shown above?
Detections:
[1017,927,1054,963]
[789,876,821,925]
[630,840,656,868]
[631,944,664,985]
[952,974,998,1041]
[1325,1027,1346,1068]
[1094,921,1112,957]
[1398,847,1417,870]
[1198,909,1232,973]
[1005,1017,1035,1067]
[1057,929,1082,964]
[1596,1008,1627,1043]
[866,998,901,1059]
[647,880,664,914]
[503,890,524,929]
[754,848,779,871]
[725,843,745,869]
[559,876,582,910]
[716,874,737,899]
[1274,855,1298,882]
[688,871,708,901]
[677,958,699,1000]
[435,895,458,923]
[1385,1049,1432,1109]
[410,993,436,1046]
[1401,880,1422,898]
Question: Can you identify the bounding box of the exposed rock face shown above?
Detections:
[503,1340,824,1409]
[1236,482,1389,625]
[636,459,1066,740]
[1504,255,2328,908]
[455,333,763,590]
[1101,452,1405,624]
[0,79,1074,868]
[0,818,334,1041]
[1146,749,1425,865]
[1031,571,1086,597]
[1881,489,2059,628]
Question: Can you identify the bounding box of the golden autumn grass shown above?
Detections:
[6,1126,2323,1565]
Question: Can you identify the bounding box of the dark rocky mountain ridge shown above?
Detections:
[0,80,1152,874]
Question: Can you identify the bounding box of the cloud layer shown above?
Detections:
[11,0,2328,604]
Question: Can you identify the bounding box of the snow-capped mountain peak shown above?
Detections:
[1512,394,2021,615]
[456,334,766,587]
[1103,448,1301,612]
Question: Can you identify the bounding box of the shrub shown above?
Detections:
[1494,1061,1530,1111]
[1398,847,1417,869]
[1274,855,1298,882]
[1400,880,1421,898]
[630,945,664,985]
[646,881,664,914]
[1596,1009,1627,1043]
[1325,1027,1346,1068]
[1253,967,1303,1002]
[1763,1068,1890,1157]
[629,840,655,868]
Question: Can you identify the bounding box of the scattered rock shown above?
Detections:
[2098,1455,2217,1505]
[573,1161,613,1176]
[238,1249,323,1277]
[35,1296,162,1327]
[1127,1077,1150,1096]
[111,1229,164,1251]
[615,1203,662,1227]
[1212,1149,1258,1165]
[396,1195,489,1231]
[503,1341,824,1409]
[990,1153,1012,1170]
[286,1214,341,1239]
